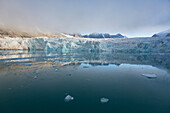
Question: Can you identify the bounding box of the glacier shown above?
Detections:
[0,36,170,54]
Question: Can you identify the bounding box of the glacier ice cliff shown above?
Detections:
[0,36,170,53]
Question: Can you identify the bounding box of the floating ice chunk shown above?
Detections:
[55,69,58,72]
[100,97,109,103]
[64,95,74,102]
[141,74,157,79]
[24,63,32,66]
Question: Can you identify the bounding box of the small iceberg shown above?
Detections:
[100,97,109,103]
[55,69,58,72]
[141,74,157,79]
[64,95,74,102]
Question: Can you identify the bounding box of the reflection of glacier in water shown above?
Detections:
[0,50,170,71]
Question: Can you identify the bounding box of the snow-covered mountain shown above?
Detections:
[83,33,127,38]
[152,29,170,38]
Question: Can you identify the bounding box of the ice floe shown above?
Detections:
[64,95,74,102]
[141,74,157,79]
[100,97,109,103]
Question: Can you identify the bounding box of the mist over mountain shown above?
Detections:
[0,0,170,37]
[0,26,127,38]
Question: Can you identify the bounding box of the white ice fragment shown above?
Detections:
[100,97,109,103]
[64,95,74,102]
[55,69,58,72]
[24,63,32,66]
[141,74,157,78]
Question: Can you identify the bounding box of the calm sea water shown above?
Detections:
[0,50,170,113]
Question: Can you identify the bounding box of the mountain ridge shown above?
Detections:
[152,29,170,38]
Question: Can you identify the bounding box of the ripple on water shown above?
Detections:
[23,63,32,66]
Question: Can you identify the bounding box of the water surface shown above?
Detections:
[0,50,170,113]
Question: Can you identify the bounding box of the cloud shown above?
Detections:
[0,0,170,36]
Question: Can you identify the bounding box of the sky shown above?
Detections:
[0,0,170,37]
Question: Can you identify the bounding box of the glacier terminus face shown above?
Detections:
[0,36,170,54]
[28,37,170,54]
